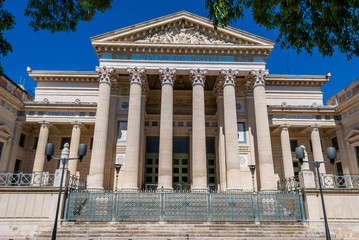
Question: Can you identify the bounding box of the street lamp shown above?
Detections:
[112,161,123,222]
[295,146,336,240]
[45,142,87,240]
[248,165,256,192]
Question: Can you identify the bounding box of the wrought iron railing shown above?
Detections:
[0,171,87,189]
[0,172,55,186]
[277,176,300,192]
[64,190,305,222]
[319,174,359,189]
[68,175,87,190]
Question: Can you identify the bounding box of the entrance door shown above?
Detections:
[144,137,159,190]
[173,137,190,190]
[206,137,216,190]
[173,153,190,190]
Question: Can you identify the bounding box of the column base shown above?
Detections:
[157,186,173,191]
[121,187,139,191]
[191,187,208,192]
[87,174,104,190]
[259,174,280,191]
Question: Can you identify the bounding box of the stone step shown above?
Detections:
[32,237,333,240]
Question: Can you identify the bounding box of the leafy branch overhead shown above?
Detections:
[24,0,113,33]
[0,0,113,73]
[205,0,359,59]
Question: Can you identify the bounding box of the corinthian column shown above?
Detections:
[158,68,176,190]
[122,67,146,190]
[311,125,326,173]
[68,121,82,175]
[87,66,114,189]
[221,69,241,190]
[190,69,208,191]
[251,69,277,190]
[280,124,295,179]
[32,122,50,173]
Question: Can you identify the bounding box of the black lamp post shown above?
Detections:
[112,163,122,222]
[295,146,336,240]
[45,142,87,240]
[248,165,256,192]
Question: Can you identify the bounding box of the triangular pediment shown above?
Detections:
[91,11,274,46]
[345,129,359,143]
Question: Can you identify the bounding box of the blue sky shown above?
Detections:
[2,0,359,101]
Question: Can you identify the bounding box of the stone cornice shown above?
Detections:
[28,70,98,83]
[92,42,271,60]
[266,74,329,87]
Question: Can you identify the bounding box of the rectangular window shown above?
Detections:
[237,122,246,143]
[60,137,71,149]
[0,142,4,163]
[355,147,359,170]
[14,159,22,172]
[19,133,26,148]
[33,137,39,149]
[290,140,298,152]
[336,162,343,176]
[90,137,93,150]
[146,136,159,153]
[331,137,339,150]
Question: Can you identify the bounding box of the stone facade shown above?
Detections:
[0,11,356,192]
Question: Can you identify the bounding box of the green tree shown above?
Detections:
[205,0,359,59]
[0,0,113,74]
[0,0,15,73]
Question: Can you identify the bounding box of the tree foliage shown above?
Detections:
[24,0,113,33]
[0,0,15,74]
[205,0,359,60]
[0,0,112,73]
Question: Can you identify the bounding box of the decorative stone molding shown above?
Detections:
[159,68,176,86]
[141,78,150,95]
[98,66,115,85]
[251,69,268,87]
[280,124,290,132]
[127,67,146,85]
[221,69,239,86]
[190,69,207,87]
[311,124,320,132]
[136,27,230,45]
[39,121,50,129]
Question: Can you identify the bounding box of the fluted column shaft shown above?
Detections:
[87,67,114,189]
[280,125,295,179]
[311,126,326,173]
[68,122,81,175]
[217,94,227,191]
[123,67,146,190]
[221,69,241,190]
[190,69,207,190]
[158,68,176,190]
[251,69,277,190]
[32,122,49,172]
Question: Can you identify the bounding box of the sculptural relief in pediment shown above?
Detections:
[136,27,232,45]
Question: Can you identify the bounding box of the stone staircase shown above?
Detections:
[30,221,339,240]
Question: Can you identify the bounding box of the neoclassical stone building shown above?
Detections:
[1,11,353,191]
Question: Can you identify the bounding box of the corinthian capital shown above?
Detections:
[221,69,239,86]
[127,67,146,85]
[190,68,207,87]
[98,66,115,85]
[159,68,176,86]
[251,69,268,87]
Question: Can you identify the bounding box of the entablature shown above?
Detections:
[266,74,330,87]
